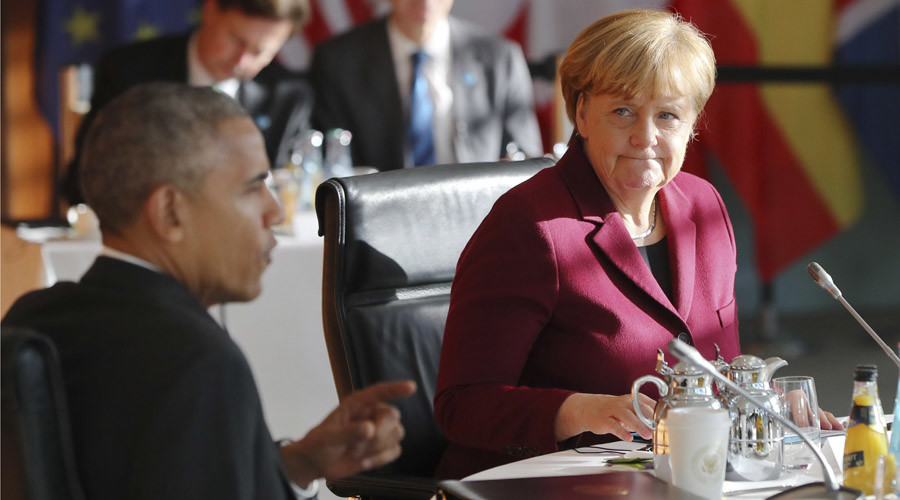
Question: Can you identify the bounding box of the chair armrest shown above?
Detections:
[325,471,438,500]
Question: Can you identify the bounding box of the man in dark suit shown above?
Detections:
[62,0,312,205]
[4,83,415,499]
[310,0,542,171]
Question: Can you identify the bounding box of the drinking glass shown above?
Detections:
[271,168,300,235]
[773,376,821,469]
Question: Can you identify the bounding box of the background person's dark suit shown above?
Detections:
[2,257,295,500]
[310,17,542,171]
[61,33,313,204]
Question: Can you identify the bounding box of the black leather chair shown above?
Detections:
[1,326,85,500]
[315,157,555,499]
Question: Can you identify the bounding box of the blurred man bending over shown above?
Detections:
[62,0,313,205]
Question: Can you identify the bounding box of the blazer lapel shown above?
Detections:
[367,22,406,167]
[448,19,482,163]
[237,80,270,130]
[557,139,682,320]
[659,180,696,320]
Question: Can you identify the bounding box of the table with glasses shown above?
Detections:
[460,435,849,499]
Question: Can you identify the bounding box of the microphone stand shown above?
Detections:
[807,262,900,368]
[667,338,864,500]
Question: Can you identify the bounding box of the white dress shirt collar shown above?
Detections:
[386,17,451,60]
[101,246,164,274]
[187,32,240,99]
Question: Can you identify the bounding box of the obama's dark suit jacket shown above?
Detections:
[2,257,295,500]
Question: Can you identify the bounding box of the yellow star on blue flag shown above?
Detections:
[64,6,101,46]
[36,0,212,140]
[134,22,160,40]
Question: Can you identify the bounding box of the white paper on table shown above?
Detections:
[573,440,652,454]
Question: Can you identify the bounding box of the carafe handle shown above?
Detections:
[632,375,668,430]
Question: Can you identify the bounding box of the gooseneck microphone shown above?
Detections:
[807,262,900,368]
[668,338,863,500]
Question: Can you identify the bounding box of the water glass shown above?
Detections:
[270,169,300,234]
[773,376,821,469]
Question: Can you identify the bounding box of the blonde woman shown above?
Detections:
[434,9,738,479]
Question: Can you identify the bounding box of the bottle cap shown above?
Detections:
[853,364,878,381]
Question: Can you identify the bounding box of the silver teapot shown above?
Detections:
[631,349,723,481]
[719,354,788,481]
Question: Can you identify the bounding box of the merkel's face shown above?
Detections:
[576,92,697,196]
[184,117,284,305]
[198,0,293,81]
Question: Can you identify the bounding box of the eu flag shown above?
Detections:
[36,0,202,140]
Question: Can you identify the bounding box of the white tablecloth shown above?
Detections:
[39,212,342,498]
[463,436,850,499]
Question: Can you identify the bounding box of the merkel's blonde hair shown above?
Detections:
[559,9,716,133]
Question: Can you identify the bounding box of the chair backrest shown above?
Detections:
[1,326,85,500]
[315,158,555,478]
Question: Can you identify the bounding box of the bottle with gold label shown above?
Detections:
[843,364,895,495]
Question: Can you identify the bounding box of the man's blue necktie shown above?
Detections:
[407,50,435,167]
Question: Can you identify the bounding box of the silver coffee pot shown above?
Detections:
[719,354,788,481]
[631,349,723,481]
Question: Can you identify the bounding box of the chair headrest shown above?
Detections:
[316,158,554,294]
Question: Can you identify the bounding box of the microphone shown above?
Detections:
[667,338,863,500]
[807,262,900,368]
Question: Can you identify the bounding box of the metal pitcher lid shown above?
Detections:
[729,354,766,371]
[671,361,705,376]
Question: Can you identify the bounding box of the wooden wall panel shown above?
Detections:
[2,0,57,221]
[0,225,44,316]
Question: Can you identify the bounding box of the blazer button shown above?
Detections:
[676,332,693,345]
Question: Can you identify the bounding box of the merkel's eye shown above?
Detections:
[613,108,631,117]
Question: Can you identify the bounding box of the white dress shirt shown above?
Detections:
[187,32,240,99]
[387,18,455,166]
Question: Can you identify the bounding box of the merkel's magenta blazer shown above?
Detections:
[433,138,742,479]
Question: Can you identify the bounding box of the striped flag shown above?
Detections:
[671,0,898,282]
[833,0,900,202]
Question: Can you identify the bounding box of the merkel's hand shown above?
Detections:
[556,393,655,443]
[785,389,817,428]
[784,390,844,431]
[819,408,843,431]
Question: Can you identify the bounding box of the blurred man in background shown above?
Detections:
[311,0,542,171]
[62,0,312,205]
